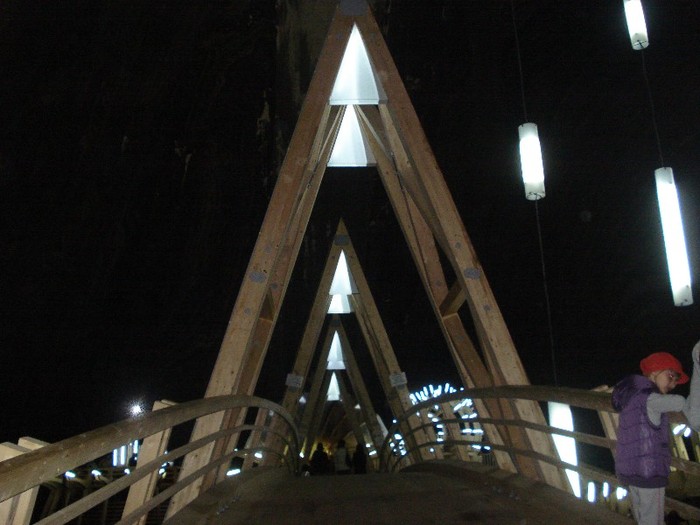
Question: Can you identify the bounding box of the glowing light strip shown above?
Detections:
[623,0,649,50]
[655,168,693,306]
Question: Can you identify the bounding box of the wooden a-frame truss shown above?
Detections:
[168,0,568,515]
[255,220,440,466]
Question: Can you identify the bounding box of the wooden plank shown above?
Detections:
[440,280,467,317]
[166,12,352,511]
[361,108,520,473]
[0,438,47,525]
[334,318,386,450]
[336,374,366,446]
[337,223,432,463]
[355,12,567,490]
[304,372,334,457]
[298,329,337,456]
[280,227,347,415]
[122,400,177,525]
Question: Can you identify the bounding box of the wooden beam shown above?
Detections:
[166,13,351,510]
[439,280,466,317]
[355,10,567,490]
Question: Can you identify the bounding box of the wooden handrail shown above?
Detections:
[4,386,699,524]
[0,395,299,518]
[378,385,700,521]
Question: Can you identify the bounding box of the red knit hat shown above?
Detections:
[640,352,689,384]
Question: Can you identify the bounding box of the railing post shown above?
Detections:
[243,408,271,469]
[0,437,48,525]
[439,401,470,461]
[122,399,177,525]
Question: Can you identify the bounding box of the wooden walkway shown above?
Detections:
[166,461,632,524]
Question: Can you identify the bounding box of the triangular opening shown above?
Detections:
[326,372,341,401]
[329,24,386,105]
[328,106,377,167]
[328,250,357,313]
[327,331,346,370]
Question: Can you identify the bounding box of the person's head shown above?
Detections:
[640,352,689,394]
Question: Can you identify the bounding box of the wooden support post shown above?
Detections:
[439,401,470,462]
[304,372,334,458]
[122,400,177,525]
[336,374,367,445]
[339,225,432,463]
[0,437,48,525]
[333,317,386,450]
[355,9,568,489]
[166,12,351,516]
[242,408,272,469]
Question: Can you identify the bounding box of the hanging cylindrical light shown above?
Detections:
[655,167,693,306]
[623,0,649,50]
[518,122,546,200]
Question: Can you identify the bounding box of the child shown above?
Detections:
[612,341,700,525]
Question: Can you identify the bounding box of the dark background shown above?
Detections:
[1,0,698,446]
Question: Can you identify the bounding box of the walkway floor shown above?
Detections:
[167,461,632,524]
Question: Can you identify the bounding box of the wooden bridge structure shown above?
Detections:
[1,1,699,523]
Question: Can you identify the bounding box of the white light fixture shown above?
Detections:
[655,167,693,306]
[587,481,597,503]
[518,123,546,200]
[623,0,649,50]
[673,423,687,436]
[548,402,580,498]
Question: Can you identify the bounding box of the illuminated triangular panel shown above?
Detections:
[329,251,356,294]
[329,24,386,105]
[327,372,341,401]
[328,250,357,313]
[328,106,376,167]
[328,294,353,313]
[327,331,346,370]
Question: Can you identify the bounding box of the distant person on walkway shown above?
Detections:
[352,442,367,474]
[309,443,330,475]
[612,341,700,525]
[333,439,351,475]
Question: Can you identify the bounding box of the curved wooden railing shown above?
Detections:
[378,385,700,522]
[3,386,700,523]
[0,395,300,525]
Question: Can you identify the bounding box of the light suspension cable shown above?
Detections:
[511,0,558,385]
[625,1,693,306]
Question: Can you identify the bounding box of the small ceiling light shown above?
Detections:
[655,168,693,306]
[518,123,546,201]
[129,403,144,417]
[623,0,649,50]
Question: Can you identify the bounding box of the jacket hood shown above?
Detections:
[612,374,657,412]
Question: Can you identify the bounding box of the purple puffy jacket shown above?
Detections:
[612,374,671,488]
